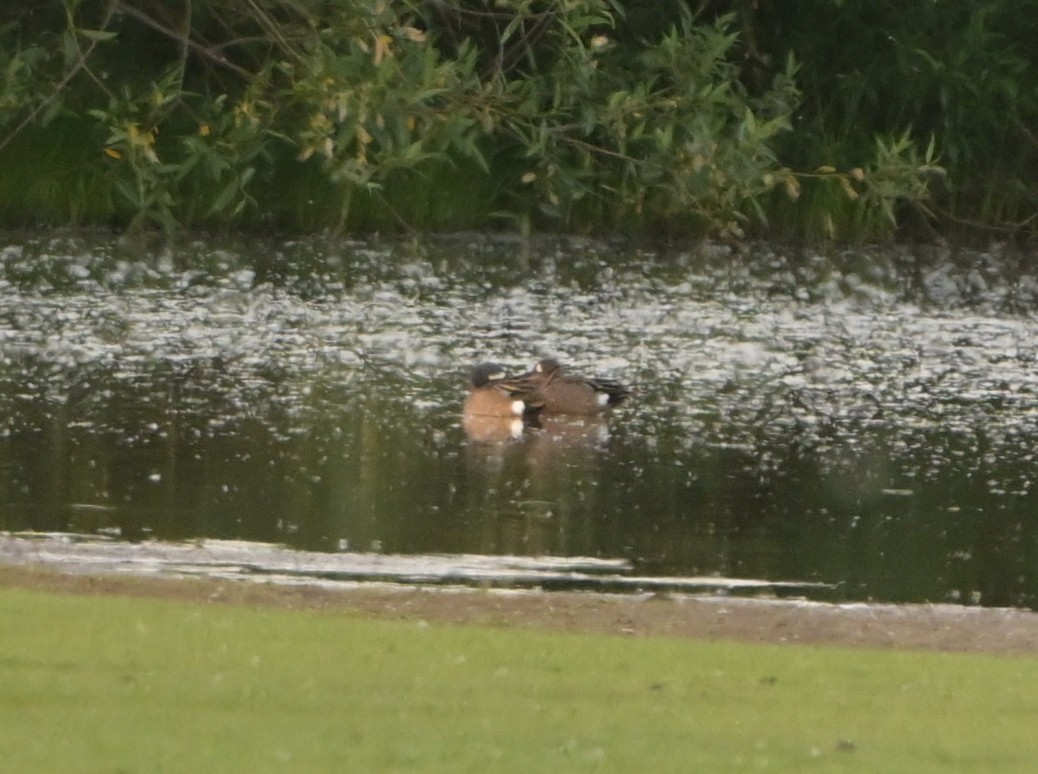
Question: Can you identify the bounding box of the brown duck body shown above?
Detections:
[463,362,544,418]
[524,358,630,416]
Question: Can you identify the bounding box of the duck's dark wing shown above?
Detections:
[496,376,546,410]
[586,377,631,407]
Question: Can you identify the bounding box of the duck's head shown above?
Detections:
[469,362,508,388]
[533,357,562,376]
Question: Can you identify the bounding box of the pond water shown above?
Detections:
[2,231,1038,608]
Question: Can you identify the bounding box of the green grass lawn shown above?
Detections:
[3,585,1038,773]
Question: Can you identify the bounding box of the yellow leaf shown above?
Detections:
[127,124,157,149]
[815,165,837,174]
[521,172,537,184]
[403,27,426,43]
[357,126,373,145]
[374,34,392,65]
[199,123,211,137]
[103,147,122,160]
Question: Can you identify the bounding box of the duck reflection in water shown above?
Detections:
[518,414,611,488]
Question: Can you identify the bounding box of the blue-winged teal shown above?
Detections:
[463,362,544,418]
[523,357,630,415]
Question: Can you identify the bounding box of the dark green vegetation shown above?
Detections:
[0,1,1033,240]
[5,584,1038,772]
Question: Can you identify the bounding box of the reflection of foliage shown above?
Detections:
[0,1,947,238]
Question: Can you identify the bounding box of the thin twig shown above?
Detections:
[245,0,309,67]
[114,2,253,79]
[0,3,116,156]
[176,0,193,90]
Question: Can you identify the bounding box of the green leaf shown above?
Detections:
[115,180,142,208]
[208,178,241,215]
[61,30,78,66]
[743,108,757,136]
[78,29,118,43]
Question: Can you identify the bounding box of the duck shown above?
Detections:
[463,362,544,418]
[522,357,630,415]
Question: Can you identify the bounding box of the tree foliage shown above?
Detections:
[735,0,1038,239]
[4,0,1014,241]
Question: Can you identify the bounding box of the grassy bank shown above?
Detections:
[4,584,1038,772]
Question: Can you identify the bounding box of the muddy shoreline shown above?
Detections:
[5,564,1038,655]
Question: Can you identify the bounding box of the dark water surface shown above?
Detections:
[3,232,1038,607]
